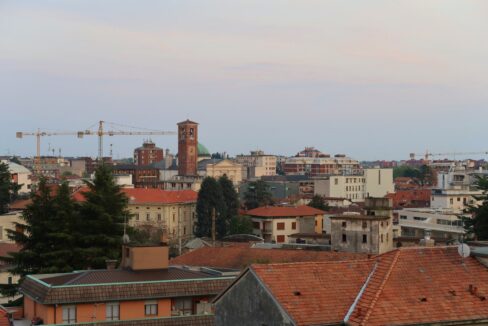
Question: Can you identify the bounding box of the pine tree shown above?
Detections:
[5,178,56,276]
[217,175,239,237]
[42,182,78,273]
[244,180,273,209]
[76,164,129,269]
[464,176,488,240]
[0,162,20,214]
[195,177,227,238]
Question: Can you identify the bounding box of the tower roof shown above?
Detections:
[177,119,199,125]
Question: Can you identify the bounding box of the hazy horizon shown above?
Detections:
[2,1,488,161]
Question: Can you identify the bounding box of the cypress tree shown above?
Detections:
[195,177,227,238]
[217,175,239,237]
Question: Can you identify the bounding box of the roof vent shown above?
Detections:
[293,291,301,296]
[419,297,427,302]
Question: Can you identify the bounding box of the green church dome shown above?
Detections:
[198,143,211,157]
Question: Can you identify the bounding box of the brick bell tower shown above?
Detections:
[177,119,198,176]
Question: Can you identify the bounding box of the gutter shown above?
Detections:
[343,262,378,324]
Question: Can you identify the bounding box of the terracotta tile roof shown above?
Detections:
[8,198,31,210]
[251,260,374,325]
[349,247,488,326]
[72,187,197,204]
[170,247,367,270]
[20,268,233,304]
[245,205,325,217]
[245,247,488,326]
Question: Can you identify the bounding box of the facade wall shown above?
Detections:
[251,215,322,243]
[0,212,21,243]
[331,218,393,254]
[215,271,293,326]
[206,160,243,185]
[364,168,394,198]
[128,203,195,241]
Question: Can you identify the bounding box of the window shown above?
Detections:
[173,214,176,222]
[106,303,120,321]
[145,301,158,316]
[173,298,193,316]
[414,216,427,221]
[277,222,285,230]
[276,235,285,243]
[342,234,347,243]
[62,305,76,323]
[334,178,338,185]
[135,213,140,221]
[450,198,454,205]
[457,197,461,202]
[183,226,186,235]
[158,214,162,221]
[146,213,150,221]
[362,221,368,229]
[291,222,296,230]
[342,221,347,228]
[362,234,367,243]
[381,234,384,243]
[7,276,12,285]
[400,215,407,220]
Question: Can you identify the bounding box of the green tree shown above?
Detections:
[218,175,239,236]
[464,176,488,240]
[229,215,253,235]
[308,195,330,211]
[195,177,227,239]
[42,182,78,273]
[76,165,129,269]
[244,180,273,209]
[4,178,56,276]
[0,162,21,214]
[393,165,421,179]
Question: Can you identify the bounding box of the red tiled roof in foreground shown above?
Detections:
[170,246,367,270]
[248,247,488,326]
[73,187,197,205]
[246,205,325,217]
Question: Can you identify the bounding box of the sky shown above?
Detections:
[1,0,488,161]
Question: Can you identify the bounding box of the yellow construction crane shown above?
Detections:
[17,121,177,173]
[409,151,488,161]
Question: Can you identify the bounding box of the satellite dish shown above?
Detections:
[458,243,470,258]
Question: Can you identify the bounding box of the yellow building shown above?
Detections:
[201,159,243,185]
[73,188,197,244]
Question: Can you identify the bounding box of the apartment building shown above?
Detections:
[284,153,362,177]
[235,150,277,179]
[19,243,234,325]
[133,140,164,166]
[314,168,394,202]
[247,206,324,243]
[73,188,197,243]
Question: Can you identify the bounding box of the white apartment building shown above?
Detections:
[395,208,466,240]
[314,168,394,202]
[235,150,276,179]
[431,164,482,212]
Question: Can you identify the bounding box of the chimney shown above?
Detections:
[105,259,118,270]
